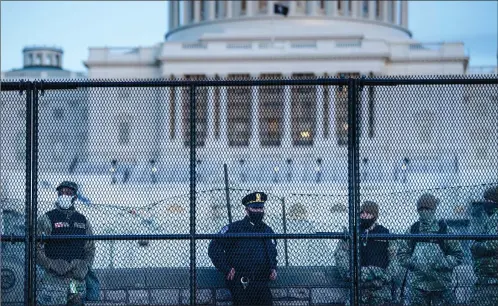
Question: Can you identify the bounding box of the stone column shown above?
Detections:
[226,1,233,18]
[219,74,228,147]
[391,0,398,23]
[351,0,359,17]
[315,75,325,146]
[382,0,389,22]
[308,1,318,15]
[401,0,408,27]
[328,0,337,16]
[206,75,216,145]
[194,0,201,22]
[209,0,216,20]
[174,85,183,147]
[169,1,180,29]
[267,0,274,15]
[282,73,292,147]
[161,85,172,151]
[183,0,191,25]
[250,74,260,147]
[328,79,336,144]
[368,0,376,20]
[246,0,254,16]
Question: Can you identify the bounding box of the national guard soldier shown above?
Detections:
[208,192,278,306]
[36,181,96,305]
[397,193,464,306]
[470,186,498,306]
[334,201,396,305]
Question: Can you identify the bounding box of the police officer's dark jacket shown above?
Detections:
[208,216,278,280]
[360,224,389,269]
[44,207,88,261]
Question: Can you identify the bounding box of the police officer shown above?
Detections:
[36,181,96,305]
[334,201,395,305]
[208,192,278,306]
[397,193,464,306]
[470,186,498,306]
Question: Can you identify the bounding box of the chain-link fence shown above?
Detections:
[1,76,497,305]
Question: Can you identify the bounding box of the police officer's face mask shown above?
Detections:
[247,210,264,224]
[57,195,74,209]
[360,218,375,230]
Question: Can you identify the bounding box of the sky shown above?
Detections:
[1,1,497,73]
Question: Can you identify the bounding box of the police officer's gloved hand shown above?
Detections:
[69,259,89,281]
[49,259,72,276]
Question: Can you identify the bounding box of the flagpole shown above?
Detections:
[271,4,276,47]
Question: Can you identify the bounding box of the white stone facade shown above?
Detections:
[80,0,497,185]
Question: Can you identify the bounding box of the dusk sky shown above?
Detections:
[1,1,497,72]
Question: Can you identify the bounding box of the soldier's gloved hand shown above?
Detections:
[69,259,89,281]
[49,259,72,276]
[471,242,494,257]
[434,256,456,272]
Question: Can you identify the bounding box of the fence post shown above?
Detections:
[347,77,361,305]
[24,81,39,305]
[281,197,289,267]
[189,84,197,306]
[223,164,232,223]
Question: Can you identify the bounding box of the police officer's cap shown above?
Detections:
[56,181,78,194]
[242,192,267,208]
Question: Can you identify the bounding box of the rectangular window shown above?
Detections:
[118,122,130,145]
[240,0,247,15]
[189,1,195,22]
[227,74,251,146]
[183,74,208,147]
[260,74,284,146]
[320,0,326,10]
[416,110,434,144]
[292,73,316,146]
[323,75,330,139]
[375,0,381,19]
[200,0,207,20]
[335,72,360,146]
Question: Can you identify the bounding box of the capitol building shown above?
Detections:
[2,0,497,187]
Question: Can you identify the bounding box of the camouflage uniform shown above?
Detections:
[470,187,498,306]
[334,201,398,305]
[397,193,464,306]
[36,182,95,305]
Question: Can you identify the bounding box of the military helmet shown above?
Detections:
[483,186,498,203]
[55,181,78,194]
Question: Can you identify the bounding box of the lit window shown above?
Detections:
[260,74,284,146]
[292,73,316,146]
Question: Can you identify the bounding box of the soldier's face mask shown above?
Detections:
[418,208,435,222]
[483,201,498,216]
[57,195,74,209]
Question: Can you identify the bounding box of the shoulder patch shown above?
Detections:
[219,225,229,234]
